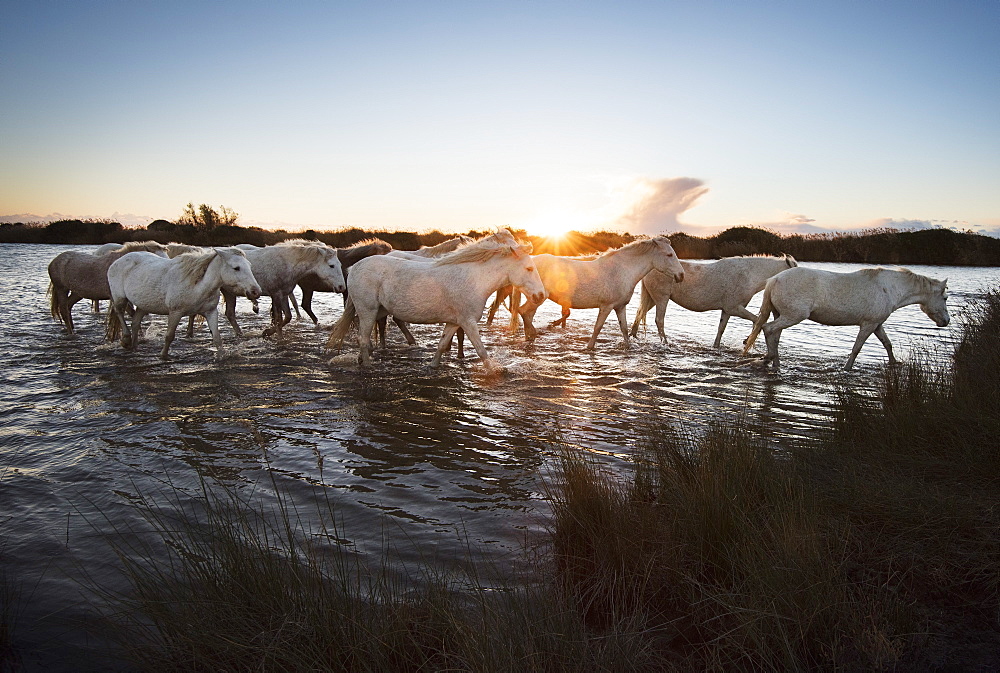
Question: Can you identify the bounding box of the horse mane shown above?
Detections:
[862,267,941,293]
[338,238,392,266]
[417,236,470,256]
[345,237,391,251]
[277,238,328,248]
[121,240,167,253]
[598,238,662,259]
[433,243,523,266]
[276,240,331,262]
[172,249,219,284]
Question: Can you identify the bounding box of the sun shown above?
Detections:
[522,209,579,239]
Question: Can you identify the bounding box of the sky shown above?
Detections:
[2,1,998,237]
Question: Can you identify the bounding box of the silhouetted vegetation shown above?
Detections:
[3,215,999,265]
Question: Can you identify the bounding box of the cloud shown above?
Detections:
[0,212,155,228]
[614,177,709,234]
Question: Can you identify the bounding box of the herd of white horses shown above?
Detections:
[46,228,951,371]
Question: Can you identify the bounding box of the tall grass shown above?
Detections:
[548,289,1000,670]
[96,474,657,673]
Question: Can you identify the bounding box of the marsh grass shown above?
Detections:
[547,290,1000,671]
[96,472,658,673]
[95,292,1000,671]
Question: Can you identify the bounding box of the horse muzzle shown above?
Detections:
[246,286,262,301]
[530,291,546,305]
[937,317,950,327]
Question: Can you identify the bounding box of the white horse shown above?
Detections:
[630,254,798,347]
[374,230,518,349]
[327,241,545,368]
[221,240,345,337]
[742,266,950,371]
[511,237,685,350]
[48,240,169,332]
[106,247,262,358]
[293,239,393,323]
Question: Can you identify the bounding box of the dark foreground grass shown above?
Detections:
[89,291,1000,671]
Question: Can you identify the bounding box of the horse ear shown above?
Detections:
[519,242,533,254]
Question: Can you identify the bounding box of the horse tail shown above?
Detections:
[742,282,773,355]
[508,288,522,332]
[105,303,122,343]
[326,297,357,350]
[48,281,63,323]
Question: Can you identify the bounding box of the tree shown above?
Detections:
[176,203,239,231]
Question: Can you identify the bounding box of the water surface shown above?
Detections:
[2,243,997,670]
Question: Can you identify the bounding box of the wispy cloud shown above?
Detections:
[613,177,709,234]
[0,212,154,228]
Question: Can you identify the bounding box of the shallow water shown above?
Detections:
[2,243,998,670]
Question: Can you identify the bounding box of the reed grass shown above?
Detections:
[548,290,1000,671]
[90,291,1000,671]
[95,472,658,673]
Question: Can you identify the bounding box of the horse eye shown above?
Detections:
[527,267,534,272]
[234,265,241,272]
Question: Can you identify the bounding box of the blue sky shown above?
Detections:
[2,1,998,236]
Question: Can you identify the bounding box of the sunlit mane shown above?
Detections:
[347,237,392,250]
[598,238,662,258]
[419,236,473,255]
[121,240,167,253]
[277,238,327,247]
[433,243,518,266]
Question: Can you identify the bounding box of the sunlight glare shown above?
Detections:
[522,209,583,239]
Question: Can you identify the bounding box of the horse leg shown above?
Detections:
[262,294,287,337]
[519,301,539,341]
[761,313,802,371]
[614,304,631,349]
[457,328,465,358]
[357,312,377,365]
[713,312,732,349]
[654,300,669,341]
[186,315,197,338]
[64,292,85,332]
[205,310,222,353]
[289,291,302,320]
[431,324,462,367]
[586,306,615,351]
[393,318,417,346]
[111,299,132,348]
[458,323,492,368]
[845,324,878,370]
[219,290,243,338]
[128,309,148,351]
[92,299,100,313]
[486,287,509,326]
[301,289,319,324]
[160,313,184,359]
[549,305,570,328]
[873,324,895,365]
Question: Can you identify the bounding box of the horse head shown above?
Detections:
[651,237,685,283]
[215,248,262,301]
[508,244,545,305]
[920,278,950,327]
[317,248,347,293]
